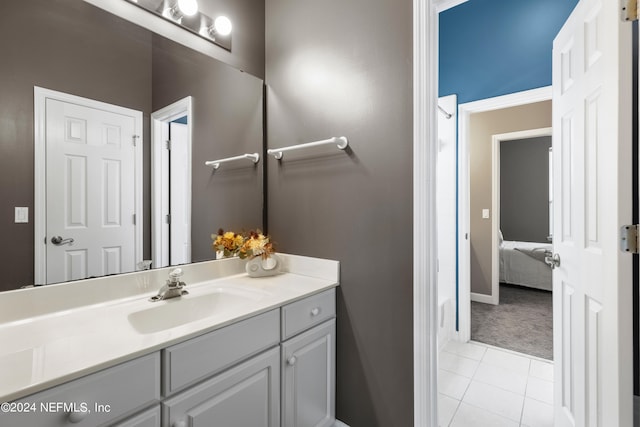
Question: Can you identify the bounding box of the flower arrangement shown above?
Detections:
[212,229,245,258]
[212,229,275,260]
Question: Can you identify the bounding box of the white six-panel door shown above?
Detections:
[45,98,139,283]
[552,0,633,425]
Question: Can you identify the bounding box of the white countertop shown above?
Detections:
[0,254,339,402]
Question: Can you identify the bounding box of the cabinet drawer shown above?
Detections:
[281,289,336,340]
[0,352,160,427]
[163,309,279,396]
[163,347,280,427]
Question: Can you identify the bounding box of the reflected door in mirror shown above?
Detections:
[44,96,142,284]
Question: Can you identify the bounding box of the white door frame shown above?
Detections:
[151,97,193,269]
[33,86,143,285]
[489,127,553,306]
[413,1,439,424]
[413,1,472,424]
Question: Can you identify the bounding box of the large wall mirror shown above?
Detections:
[0,0,265,291]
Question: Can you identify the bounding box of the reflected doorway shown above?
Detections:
[151,97,193,269]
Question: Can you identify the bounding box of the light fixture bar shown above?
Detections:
[125,0,232,51]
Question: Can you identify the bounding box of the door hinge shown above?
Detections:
[133,214,136,225]
[132,135,140,147]
[622,0,638,21]
[166,214,171,225]
[166,140,171,151]
[620,225,639,253]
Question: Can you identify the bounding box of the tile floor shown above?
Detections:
[438,340,554,427]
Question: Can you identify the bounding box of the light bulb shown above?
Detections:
[214,16,232,36]
[177,0,198,17]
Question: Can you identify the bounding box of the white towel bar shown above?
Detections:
[267,136,348,160]
[205,153,260,169]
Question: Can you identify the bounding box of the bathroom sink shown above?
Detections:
[128,287,266,334]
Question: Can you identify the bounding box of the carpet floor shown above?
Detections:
[471,283,553,360]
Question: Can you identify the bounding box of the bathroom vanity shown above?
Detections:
[0,254,338,427]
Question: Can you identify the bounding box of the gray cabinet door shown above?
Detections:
[281,319,335,427]
[163,347,280,427]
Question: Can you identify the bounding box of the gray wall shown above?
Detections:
[265,0,414,425]
[470,101,551,295]
[152,36,264,262]
[500,136,551,243]
[206,0,265,78]
[0,0,153,291]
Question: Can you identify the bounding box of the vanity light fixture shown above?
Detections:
[210,16,232,37]
[178,0,198,16]
[163,0,198,22]
[126,0,232,51]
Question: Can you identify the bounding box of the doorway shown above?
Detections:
[437,90,556,426]
[424,0,635,425]
[469,127,553,359]
[456,87,552,342]
[151,97,193,269]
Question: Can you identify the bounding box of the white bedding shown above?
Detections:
[499,240,552,291]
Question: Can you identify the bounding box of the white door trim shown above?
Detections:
[151,97,193,269]
[33,87,143,285]
[413,0,438,425]
[489,127,552,306]
[455,86,552,342]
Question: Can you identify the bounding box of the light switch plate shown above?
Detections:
[15,207,28,223]
[482,209,490,219]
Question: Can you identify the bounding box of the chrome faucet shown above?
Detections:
[150,268,188,302]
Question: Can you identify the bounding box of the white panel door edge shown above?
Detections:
[552,0,633,425]
[436,94,457,348]
[169,122,192,265]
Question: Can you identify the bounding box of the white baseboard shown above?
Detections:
[334,420,350,427]
[471,291,498,305]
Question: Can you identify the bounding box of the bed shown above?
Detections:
[499,240,552,291]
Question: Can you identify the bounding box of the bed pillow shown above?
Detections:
[498,229,504,246]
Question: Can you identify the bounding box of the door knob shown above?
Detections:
[545,253,561,269]
[51,236,74,245]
